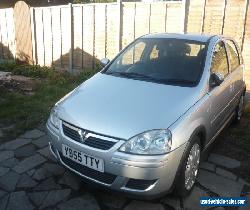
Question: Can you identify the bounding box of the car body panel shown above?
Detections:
[58,72,204,142]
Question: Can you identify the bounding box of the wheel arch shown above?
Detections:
[188,125,207,151]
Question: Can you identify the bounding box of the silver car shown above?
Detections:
[47,33,246,198]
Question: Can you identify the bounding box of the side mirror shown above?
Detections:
[209,73,224,88]
[100,58,110,67]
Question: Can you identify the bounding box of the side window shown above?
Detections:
[211,41,229,77]
[226,40,240,71]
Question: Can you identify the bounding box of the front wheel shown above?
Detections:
[175,136,201,197]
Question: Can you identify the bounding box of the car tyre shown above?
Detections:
[175,136,201,197]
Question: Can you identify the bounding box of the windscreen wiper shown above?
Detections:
[162,79,196,84]
[106,71,155,80]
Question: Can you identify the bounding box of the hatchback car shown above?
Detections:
[47,33,246,198]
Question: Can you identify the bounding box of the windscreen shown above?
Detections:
[104,38,207,86]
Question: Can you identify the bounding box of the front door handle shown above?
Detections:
[229,84,234,92]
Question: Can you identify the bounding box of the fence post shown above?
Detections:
[31,8,38,65]
[69,3,73,73]
[117,0,122,52]
[221,0,227,35]
[201,0,207,33]
[242,0,250,51]
[183,0,189,33]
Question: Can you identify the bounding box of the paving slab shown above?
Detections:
[13,154,46,174]
[20,129,45,139]
[32,166,53,181]
[0,170,20,192]
[15,144,37,158]
[7,191,34,210]
[0,166,10,176]
[161,195,181,209]
[42,162,65,176]
[38,146,57,162]
[58,194,100,210]
[0,157,19,168]
[27,169,36,177]
[17,173,38,188]
[0,189,7,199]
[38,124,47,132]
[197,169,244,197]
[216,167,237,181]
[39,189,71,209]
[98,192,128,210]
[0,150,14,162]
[208,153,240,169]
[34,177,61,191]
[32,135,49,149]
[0,138,31,150]
[238,178,250,186]
[0,194,9,210]
[200,162,215,172]
[32,163,65,181]
[183,186,209,210]
[58,171,82,191]
[0,127,248,210]
[28,191,49,207]
[124,201,165,210]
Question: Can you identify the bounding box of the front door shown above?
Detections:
[208,41,232,136]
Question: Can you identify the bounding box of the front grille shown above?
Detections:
[62,122,116,150]
[59,152,116,185]
[125,179,157,190]
[84,136,116,150]
[62,123,80,142]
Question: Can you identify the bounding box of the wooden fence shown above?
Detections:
[0,8,15,60]
[30,1,185,72]
[0,0,250,88]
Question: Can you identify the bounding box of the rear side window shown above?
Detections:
[211,41,229,77]
[226,40,240,71]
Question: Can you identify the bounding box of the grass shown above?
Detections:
[0,61,97,141]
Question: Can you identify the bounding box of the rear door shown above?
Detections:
[225,39,244,110]
[208,40,232,134]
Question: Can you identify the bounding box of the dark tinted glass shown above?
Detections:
[104,38,207,86]
[211,41,229,77]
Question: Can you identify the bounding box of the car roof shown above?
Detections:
[142,33,221,43]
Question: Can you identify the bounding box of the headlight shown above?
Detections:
[119,129,172,155]
[49,106,60,129]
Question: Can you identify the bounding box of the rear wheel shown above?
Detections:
[175,136,201,197]
[233,94,244,123]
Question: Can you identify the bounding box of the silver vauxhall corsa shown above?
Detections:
[47,33,246,198]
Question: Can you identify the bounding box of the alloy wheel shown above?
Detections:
[184,143,200,190]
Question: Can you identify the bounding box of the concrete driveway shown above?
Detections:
[0,127,249,210]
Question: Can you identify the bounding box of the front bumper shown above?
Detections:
[46,120,186,196]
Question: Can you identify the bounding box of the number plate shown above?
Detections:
[62,144,104,172]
